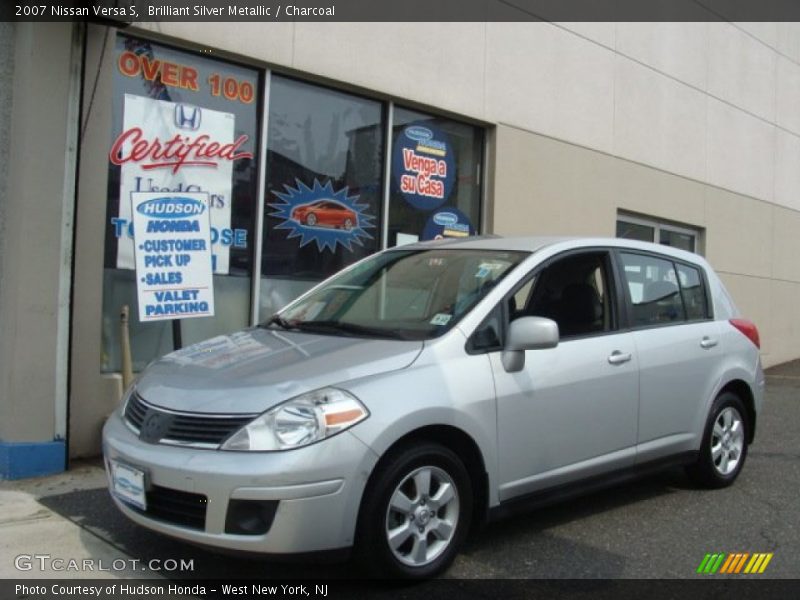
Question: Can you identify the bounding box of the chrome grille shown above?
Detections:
[124,392,256,448]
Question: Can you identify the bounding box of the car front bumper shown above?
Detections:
[102,411,379,554]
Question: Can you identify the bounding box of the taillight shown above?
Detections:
[729,318,760,349]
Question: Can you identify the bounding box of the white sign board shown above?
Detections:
[132,192,215,322]
[114,94,243,274]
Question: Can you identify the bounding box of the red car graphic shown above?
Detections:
[291,200,358,230]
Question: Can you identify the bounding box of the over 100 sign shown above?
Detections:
[132,192,215,322]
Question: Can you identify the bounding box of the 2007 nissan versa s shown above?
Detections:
[103,236,764,578]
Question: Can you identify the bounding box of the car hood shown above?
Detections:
[134,328,423,414]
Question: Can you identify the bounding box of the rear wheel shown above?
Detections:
[356,442,472,578]
[305,213,317,226]
[686,391,749,488]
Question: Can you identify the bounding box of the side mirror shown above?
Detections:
[501,316,559,373]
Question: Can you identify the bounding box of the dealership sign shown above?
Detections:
[268,179,375,252]
[392,122,455,211]
[110,94,252,274]
[132,192,215,322]
[422,207,475,241]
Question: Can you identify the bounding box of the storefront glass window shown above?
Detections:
[102,35,260,372]
[101,41,485,369]
[258,75,384,321]
[388,107,483,247]
[616,220,654,243]
[616,214,699,254]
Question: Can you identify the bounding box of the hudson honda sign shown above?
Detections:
[110,94,252,275]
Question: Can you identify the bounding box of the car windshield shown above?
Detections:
[265,248,528,340]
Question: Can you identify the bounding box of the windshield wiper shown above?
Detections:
[261,315,296,330]
[293,320,408,340]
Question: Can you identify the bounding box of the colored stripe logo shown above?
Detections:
[697,552,773,574]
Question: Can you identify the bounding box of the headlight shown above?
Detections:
[220,387,369,452]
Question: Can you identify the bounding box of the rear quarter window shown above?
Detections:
[676,263,709,320]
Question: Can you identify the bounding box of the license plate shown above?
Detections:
[110,460,147,511]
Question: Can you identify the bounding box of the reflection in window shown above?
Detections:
[523,253,612,338]
[621,253,686,326]
[660,228,695,252]
[616,220,654,243]
[388,107,483,247]
[277,249,526,340]
[676,263,708,320]
[260,76,384,320]
[616,214,700,254]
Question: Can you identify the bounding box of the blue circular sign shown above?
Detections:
[422,207,475,241]
[392,122,456,212]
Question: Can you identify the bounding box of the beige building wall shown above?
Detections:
[69,24,123,457]
[0,23,77,446]
[139,21,800,212]
[492,125,798,367]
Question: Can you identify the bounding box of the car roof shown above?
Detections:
[390,235,709,267]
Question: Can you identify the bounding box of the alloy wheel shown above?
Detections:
[711,406,745,476]
[384,466,460,567]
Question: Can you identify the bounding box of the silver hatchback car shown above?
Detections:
[103,236,764,578]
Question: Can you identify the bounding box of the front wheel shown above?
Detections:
[356,442,472,578]
[686,391,749,488]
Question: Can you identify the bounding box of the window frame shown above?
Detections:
[612,248,714,333]
[466,247,626,355]
[616,213,700,254]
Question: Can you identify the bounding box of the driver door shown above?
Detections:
[489,250,639,501]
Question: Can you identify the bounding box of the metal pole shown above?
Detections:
[120,305,134,390]
[250,71,272,325]
[171,319,183,351]
[381,102,394,250]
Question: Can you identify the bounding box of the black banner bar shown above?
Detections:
[4,579,800,600]
[6,0,800,23]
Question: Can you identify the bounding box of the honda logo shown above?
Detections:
[174,104,201,131]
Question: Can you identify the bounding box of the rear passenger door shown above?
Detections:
[616,251,723,463]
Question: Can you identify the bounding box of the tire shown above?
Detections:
[686,391,749,488]
[305,213,317,226]
[344,218,353,231]
[356,442,472,579]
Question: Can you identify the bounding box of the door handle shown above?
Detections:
[608,351,632,365]
[700,337,718,349]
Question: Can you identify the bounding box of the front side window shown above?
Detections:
[515,253,614,339]
[620,252,686,326]
[271,249,527,340]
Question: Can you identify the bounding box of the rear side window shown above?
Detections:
[620,252,685,326]
[676,263,709,320]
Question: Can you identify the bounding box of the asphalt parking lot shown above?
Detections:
[30,362,800,582]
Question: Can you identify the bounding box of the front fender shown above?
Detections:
[345,355,500,506]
